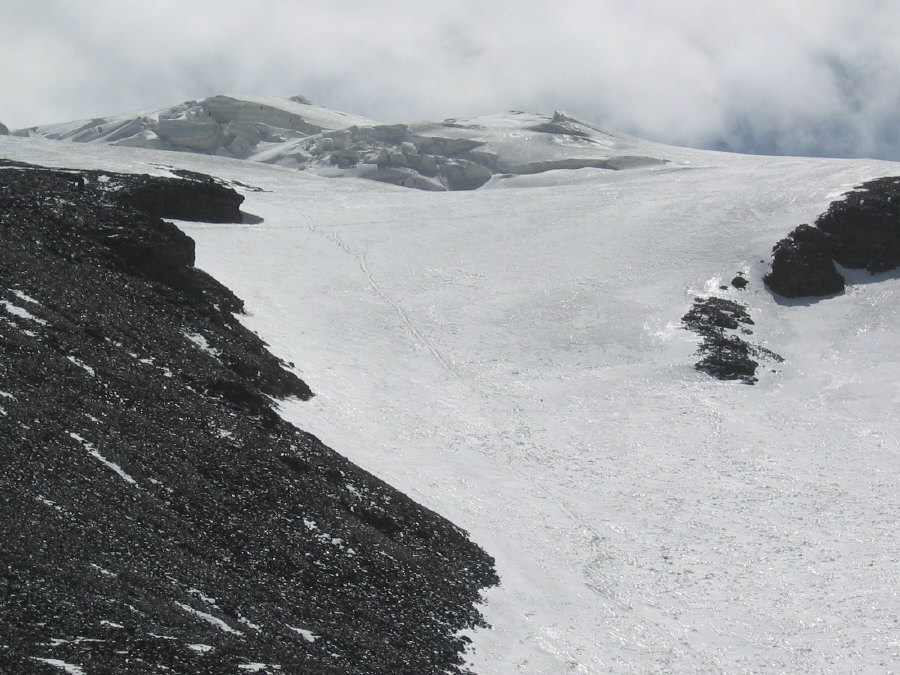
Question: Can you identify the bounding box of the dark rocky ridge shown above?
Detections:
[765,176,900,297]
[0,161,497,673]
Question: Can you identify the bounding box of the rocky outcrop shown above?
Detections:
[0,161,497,674]
[764,224,844,298]
[0,121,8,135]
[815,176,900,273]
[528,111,592,138]
[730,274,748,289]
[682,297,782,384]
[765,176,900,298]
[115,168,245,224]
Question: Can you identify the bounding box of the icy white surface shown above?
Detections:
[16,94,376,160]
[30,658,86,675]
[237,663,282,672]
[186,643,213,653]
[174,602,244,636]
[16,96,673,191]
[66,356,95,377]
[3,119,900,673]
[184,330,221,358]
[287,625,319,643]
[68,432,137,486]
[1,298,47,325]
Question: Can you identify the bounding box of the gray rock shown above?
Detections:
[764,224,844,298]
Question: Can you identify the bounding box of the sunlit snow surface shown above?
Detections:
[3,124,899,673]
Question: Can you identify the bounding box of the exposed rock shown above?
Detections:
[683,296,754,332]
[815,175,900,273]
[528,121,591,138]
[764,224,845,298]
[116,169,245,224]
[731,275,748,289]
[682,297,782,384]
[764,176,900,298]
[0,161,497,674]
[0,121,8,135]
[694,333,760,382]
[528,111,592,138]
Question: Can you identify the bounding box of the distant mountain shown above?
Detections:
[16,94,668,191]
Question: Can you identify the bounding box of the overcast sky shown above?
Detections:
[2,0,899,160]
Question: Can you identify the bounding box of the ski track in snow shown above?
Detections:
[303,210,462,381]
[303,202,729,672]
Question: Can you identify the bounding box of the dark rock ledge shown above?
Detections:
[0,161,497,674]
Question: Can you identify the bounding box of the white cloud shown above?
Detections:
[2,0,899,159]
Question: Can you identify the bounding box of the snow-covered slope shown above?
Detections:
[15,94,375,158]
[3,109,900,673]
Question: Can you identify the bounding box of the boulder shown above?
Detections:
[764,224,845,298]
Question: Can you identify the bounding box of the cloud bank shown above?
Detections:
[2,0,899,160]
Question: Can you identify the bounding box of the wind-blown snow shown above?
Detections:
[3,113,899,673]
[68,432,137,486]
[30,658,86,675]
[174,602,244,636]
[287,625,319,643]
[1,298,47,325]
